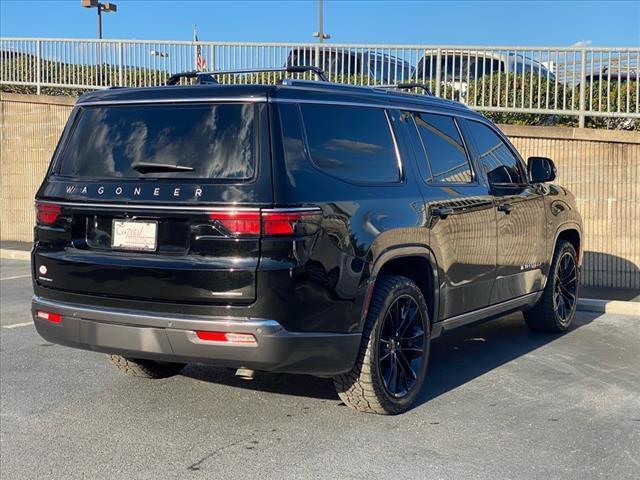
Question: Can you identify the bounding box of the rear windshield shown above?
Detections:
[58,103,257,180]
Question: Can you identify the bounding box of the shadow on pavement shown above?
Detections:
[181,311,599,407]
[415,312,597,408]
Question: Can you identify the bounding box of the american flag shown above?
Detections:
[195,32,206,71]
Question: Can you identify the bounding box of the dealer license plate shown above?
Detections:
[111,220,158,252]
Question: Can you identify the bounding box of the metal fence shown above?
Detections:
[1,37,638,126]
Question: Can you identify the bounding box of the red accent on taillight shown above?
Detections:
[195,331,257,344]
[261,210,319,236]
[36,310,62,323]
[208,211,261,236]
[35,202,62,225]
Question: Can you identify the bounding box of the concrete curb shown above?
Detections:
[577,298,640,316]
[0,249,30,261]
[2,247,638,317]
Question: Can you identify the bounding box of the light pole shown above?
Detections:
[312,0,330,43]
[81,0,117,39]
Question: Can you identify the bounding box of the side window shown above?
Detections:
[412,112,473,183]
[299,104,400,184]
[278,103,307,171]
[466,120,526,184]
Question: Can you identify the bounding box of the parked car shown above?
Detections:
[582,65,638,83]
[32,69,582,414]
[286,48,413,83]
[414,50,556,100]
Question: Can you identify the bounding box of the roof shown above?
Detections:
[75,80,478,117]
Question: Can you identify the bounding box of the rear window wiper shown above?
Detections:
[131,162,195,174]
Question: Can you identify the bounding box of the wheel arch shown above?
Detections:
[553,223,582,264]
[364,246,440,329]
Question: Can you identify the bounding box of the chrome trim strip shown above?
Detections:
[76,96,267,106]
[50,201,323,214]
[262,207,322,213]
[271,97,390,110]
[270,97,479,120]
[52,201,261,212]
[385,110,404,180]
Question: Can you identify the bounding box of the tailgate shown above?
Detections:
[34,203,262,304]
[33,99,272,305]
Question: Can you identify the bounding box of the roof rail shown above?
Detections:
[376,82,433,95]
[166,65,327,85]
[166,71,218,85]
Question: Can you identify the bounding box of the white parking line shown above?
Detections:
[2,322,33,329]
[0,274,31,281]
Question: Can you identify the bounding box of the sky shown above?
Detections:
[0,0,639,47]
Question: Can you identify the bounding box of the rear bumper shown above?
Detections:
[31,296,361,377]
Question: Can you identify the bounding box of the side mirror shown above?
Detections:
[528,156,556,183]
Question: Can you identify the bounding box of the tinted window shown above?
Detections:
[413,113,472,183]
[300,104,400,183]
[59,103,257,179]
[466,120,525,184]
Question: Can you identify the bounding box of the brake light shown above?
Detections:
[195,331,257,345]
[35,202,62,225]
[36,310,62,323]
[262,211,309,236]
[208,211,261,236]
[208,209,321,237]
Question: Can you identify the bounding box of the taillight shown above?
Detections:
[35,202,62,226]
[208,209,321,237]
[208,211,261,236]
[36,310,62,323]
[262,211,319,236]
[195,331,257,345]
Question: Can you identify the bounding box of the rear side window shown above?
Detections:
[300,104,400,184]
[412,113,473,183]
[58,103,257,180]
[466,120,526,184]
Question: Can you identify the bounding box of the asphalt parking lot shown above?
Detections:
[1,258,639,479]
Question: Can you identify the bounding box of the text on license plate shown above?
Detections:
[112,221,157,251]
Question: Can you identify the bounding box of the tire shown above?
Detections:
[107,355,185,379]
[524,240,579,333]
[333,274,431,415]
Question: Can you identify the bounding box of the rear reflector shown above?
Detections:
[35,202,62,226]
[36,310,62,323]
[195,331,257,345]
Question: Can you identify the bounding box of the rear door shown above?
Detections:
[461,119,547,304]
[405,110,498,319]
[34,101,272,305]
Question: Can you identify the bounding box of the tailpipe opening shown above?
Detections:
[235,367,255,380]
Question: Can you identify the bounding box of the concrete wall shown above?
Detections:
[1,93,638,290]
[1,93,75,242]
[502,125,640,291]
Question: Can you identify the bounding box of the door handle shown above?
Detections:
[497,203,513,214]
[431,206,454,219]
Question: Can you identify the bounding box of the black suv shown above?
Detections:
[32,68,583,414]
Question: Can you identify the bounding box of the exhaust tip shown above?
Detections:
[235,367,255,380]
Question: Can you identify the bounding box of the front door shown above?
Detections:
[462,119,547,304]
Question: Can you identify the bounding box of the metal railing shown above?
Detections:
[1,37,638,126]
